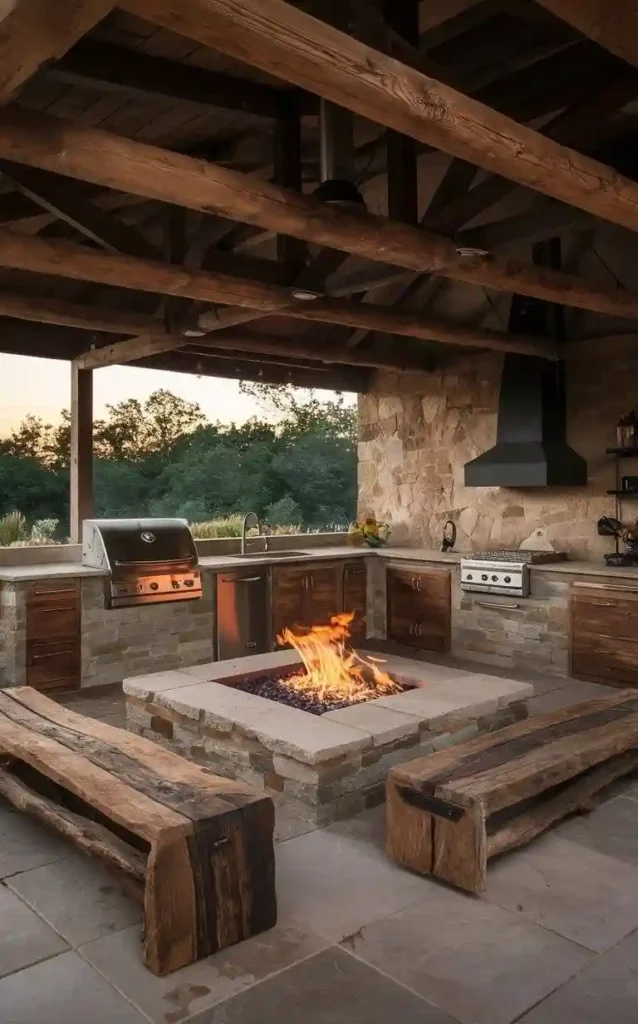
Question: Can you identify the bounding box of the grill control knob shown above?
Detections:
[466,573,473,580]
[136,584,142,593]
[491,575,498,582]
[481,574,488,581]
[149,582,159,591]
[172,581,180,589]
[184,579,194,587]
[504,576,511,583]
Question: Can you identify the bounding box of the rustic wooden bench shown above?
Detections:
[386,690,638,894]
[0,686,277,975]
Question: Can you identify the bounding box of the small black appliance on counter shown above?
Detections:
[597,517,638,567]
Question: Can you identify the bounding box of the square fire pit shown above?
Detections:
[124,650,532,825]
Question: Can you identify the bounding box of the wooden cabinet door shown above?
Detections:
[343,561,367,642]
[571,585,638,687]
[271,565,307,640]
[305,564,341,626]
[387,566,451,653]
[25,581,81,692]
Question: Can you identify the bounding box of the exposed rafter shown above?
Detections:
[120,0,638,232]
[0,0,113,104]
[1,111,637,322]
[46,39,283,119]
[534,2,638,68]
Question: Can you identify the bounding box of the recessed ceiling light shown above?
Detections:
[455,247,490,258]
[291,288,321,301]
[183,328,207,338]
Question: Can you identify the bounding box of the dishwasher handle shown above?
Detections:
[219,575,264,583]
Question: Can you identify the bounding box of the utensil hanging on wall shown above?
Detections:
[441,520,457,552]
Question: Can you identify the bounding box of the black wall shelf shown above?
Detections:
[607,446,638,553]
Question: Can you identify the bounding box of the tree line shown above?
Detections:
[0,384,357,537]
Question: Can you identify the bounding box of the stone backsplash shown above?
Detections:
[358,336,638,561]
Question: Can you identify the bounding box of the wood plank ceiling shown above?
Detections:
[0,0,637,391]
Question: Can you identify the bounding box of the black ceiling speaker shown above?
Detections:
[464,240,587,489]
[314,178,365,206]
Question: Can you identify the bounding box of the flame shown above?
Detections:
[276,611,402,705]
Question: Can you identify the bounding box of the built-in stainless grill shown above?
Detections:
[460,550,565,597]
[82,518,202,608]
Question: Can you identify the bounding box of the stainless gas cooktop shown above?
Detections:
[460,550,565,597]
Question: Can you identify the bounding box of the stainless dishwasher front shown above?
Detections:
[216,570,271,660]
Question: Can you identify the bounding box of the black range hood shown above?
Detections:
[464,241,587,489]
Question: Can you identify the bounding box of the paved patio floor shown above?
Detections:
[2,667,638,1023]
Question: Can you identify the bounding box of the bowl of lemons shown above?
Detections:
[347,516,390,548]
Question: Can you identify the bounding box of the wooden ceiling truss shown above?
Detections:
[0,0,636,389]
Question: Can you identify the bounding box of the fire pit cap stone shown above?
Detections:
[123,669,207,703]
[324,702,420,745]
[376,674,533,727]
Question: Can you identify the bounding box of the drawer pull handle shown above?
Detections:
[31,650,75,662]
[33,606,78,614]
[31,587,78,596]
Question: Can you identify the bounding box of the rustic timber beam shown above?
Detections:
[2,112,638,324]
[46,39,281,119]
[0,0,113,104]
[137,349,372,392]
[419,0,483,36]
[119,0,638,233]
[534,2,638,68]
[0,161,159,258]
[0,249,558,365]
[0,290,166,334]
[384,0,419,225]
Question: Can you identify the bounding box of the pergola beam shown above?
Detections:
[46,38,282,119]
[120,0,638,233]
[534,2,638,68]
[1,111,637,322]
[0,0,113,104]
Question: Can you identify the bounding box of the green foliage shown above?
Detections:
[0,511,26,546]
[190,515,244,538]
[0,385,356,539]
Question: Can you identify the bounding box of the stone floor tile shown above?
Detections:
[80,918,328,1023]
[327,804,385,851]
[191,946,454,1024]
[275,827,432,942]
[0,885,68,980]
[343,881,590,1024]
[0,950,147,1023]
[486,834,638,952]
[527,680,613,715]
[519,930,638,1024]
[0,803,74,879]
[556,795,638,867]
[6,853,141,946]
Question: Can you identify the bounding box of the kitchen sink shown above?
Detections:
[228,550,306,559]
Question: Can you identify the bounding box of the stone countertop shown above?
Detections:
[0,562,108,582]
[1,544,635,582]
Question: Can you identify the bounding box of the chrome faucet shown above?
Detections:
[241,512,268,555]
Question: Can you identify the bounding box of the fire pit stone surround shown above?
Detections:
[124,651,533,824]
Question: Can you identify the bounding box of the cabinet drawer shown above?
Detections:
[26,602,80,640]
[27,581,80,606]
[388,567,450,600]
[572,631,638,688]
[26,640,80,693]
[571,595,638,640]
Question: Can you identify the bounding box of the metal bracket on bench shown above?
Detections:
[398,786,465,822]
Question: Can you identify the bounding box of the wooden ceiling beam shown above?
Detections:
[2,111,638,324]
[534,2,638,68]
[46,38,282,119]
[119,0,638,233]
[0,0,112,104]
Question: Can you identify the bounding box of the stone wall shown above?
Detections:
[81,574,214,687]
[358,336,638,561]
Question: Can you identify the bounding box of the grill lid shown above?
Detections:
[82,518,198,574]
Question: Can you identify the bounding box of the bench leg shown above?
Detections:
[143,837,198,976]
[386,776,434,875]
[432,804,487,894]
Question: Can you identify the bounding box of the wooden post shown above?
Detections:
[70,361,93,543]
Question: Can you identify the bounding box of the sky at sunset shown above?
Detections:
[0,353,354,435]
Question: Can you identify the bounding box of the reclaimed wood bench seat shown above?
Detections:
[0,686,276,975]
[386,689,638,894]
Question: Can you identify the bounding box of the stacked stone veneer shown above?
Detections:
[0,573,214,688]
[124,651,532,825]
[358,337,638,561]
[0,584,25,686]
[81,575,214,687]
